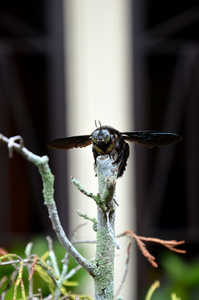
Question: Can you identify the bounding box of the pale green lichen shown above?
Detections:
[38,164,55,205]
[77,210,97,232]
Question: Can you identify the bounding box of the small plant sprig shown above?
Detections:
[0,238,93,299]
[145,280,181,300]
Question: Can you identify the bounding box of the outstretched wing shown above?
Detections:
[121,131,183,148]
[47,135,92,150]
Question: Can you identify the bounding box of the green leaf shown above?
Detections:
[62,280,78,287]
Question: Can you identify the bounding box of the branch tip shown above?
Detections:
[7,135,24,158]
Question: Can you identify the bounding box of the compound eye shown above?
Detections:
[103,130,111,143]
[92,130,100,143]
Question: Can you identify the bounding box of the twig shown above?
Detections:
[46,236,60,277]
[70,222,88,242]
[0,269,18,299]
[7,135,24,158]
[25,242,34,297]
[72,239,96,244]
[71,177,96,199]
[28,255,38,281]
[115,242,132,298]
[119,230,186,267]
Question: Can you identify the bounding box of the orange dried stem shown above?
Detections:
[121,230,186,268]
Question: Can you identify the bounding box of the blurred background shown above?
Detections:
[0,0,199,299]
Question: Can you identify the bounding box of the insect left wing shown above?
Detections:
[122,131,183,148]
[47,135,92,150]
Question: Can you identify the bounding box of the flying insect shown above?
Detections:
[48,124,182,177]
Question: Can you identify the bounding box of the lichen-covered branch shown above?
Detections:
[93,156,119,300]
[0,134,94,275]
[71,155,120,299]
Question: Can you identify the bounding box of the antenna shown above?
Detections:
[95,120,102,129]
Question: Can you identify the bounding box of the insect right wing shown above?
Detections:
[47,135,92,150]
[122,131,183,148]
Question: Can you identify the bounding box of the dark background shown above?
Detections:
[0,1,68,242]
[0,1,199,299]
[133,0,199,298]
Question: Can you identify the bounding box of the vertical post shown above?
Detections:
[64,2,135,297]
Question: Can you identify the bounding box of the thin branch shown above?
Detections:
[71,177,105,210]
[71,177,98,200]
[7,135,24,158]
[119,230,186,268]
[76,210,97,224]
[46,236,60,277]
[0,134,94,276]
[72,240,96,244]
[115,242,132,298]
[28,255,38,281]
[0,269,18,299]
[71,222,88,241]
[25,242,34,297]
